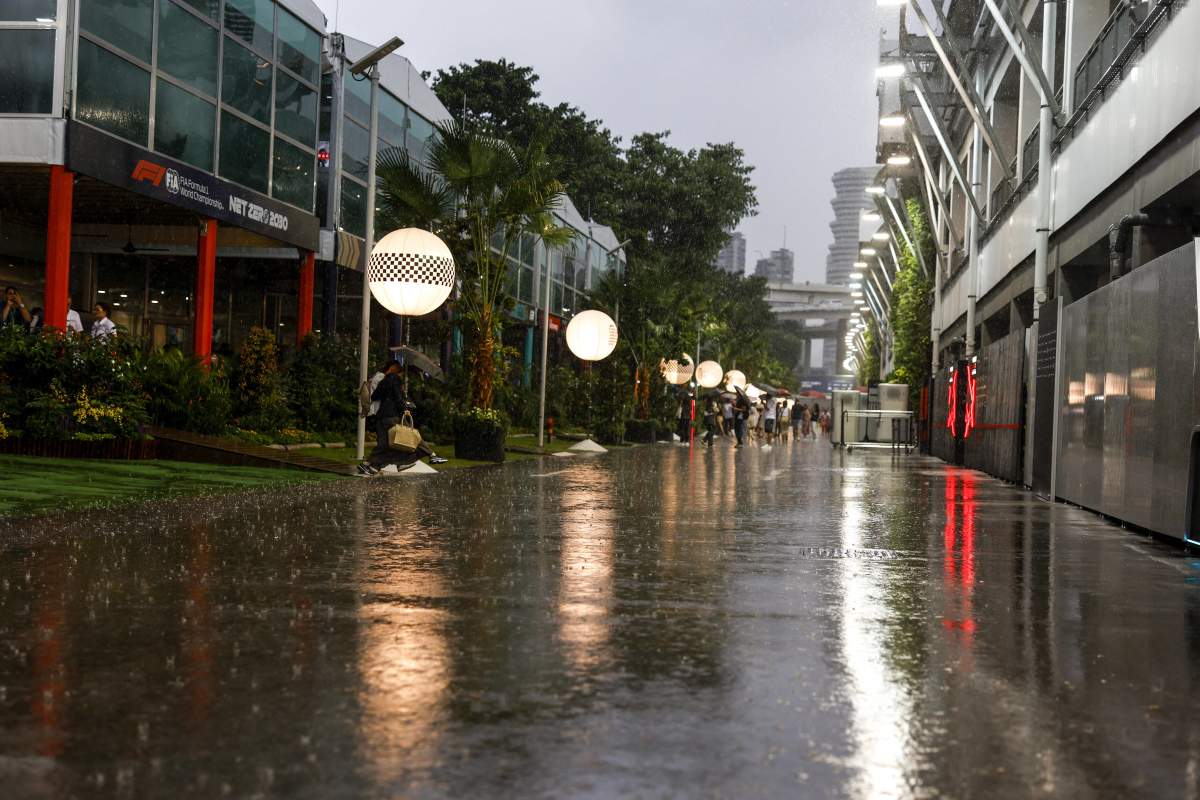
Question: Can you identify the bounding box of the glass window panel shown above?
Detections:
[275,7,318,85]
[274,70,316,146]
[0,30,54,113]
[505,265,518,298]
[75,40,150,144]
[221,37,271,124]
[344,73,370,123]
[341,117,368,178]
[176,0,217,21]
[318,72,332,141]
[519,267,534,304]
[551,282,563,315]
[409,111,435,144]
[0,0,56,21]
[550,249,564,283]
[81,0,153,62]
[576,262,588,291]
[562,288,574,315]
[562,254,575,289]
[223,0,272,54]
[340,180,366,238]
[521,233,536,267]
[272,136,313,211]
[218,110,269,193]
[378,90,406,147]
[154,79,214,170]
[157,0,218,97]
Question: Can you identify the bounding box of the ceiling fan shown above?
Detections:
[121,222,170,254]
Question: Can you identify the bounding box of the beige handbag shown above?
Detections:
[388,411,422,452]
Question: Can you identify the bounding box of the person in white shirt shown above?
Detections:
[91,301,116,339]
[764,395,778,444]
[65,296,83,337]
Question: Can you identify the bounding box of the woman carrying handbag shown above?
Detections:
[358,361,449,475]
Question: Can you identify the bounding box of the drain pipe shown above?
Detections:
[1033,0,1057,322]
[965,69,984,355]
[1107,212,1193,280]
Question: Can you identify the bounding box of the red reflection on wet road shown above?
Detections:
[942,473,978,643]
[30,549,67,758]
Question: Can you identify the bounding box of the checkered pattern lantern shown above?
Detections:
[695,360,724,389]
[565,310,618,362]
[724,369,747,392]
[367,228,455,317]
[660,353,695,385]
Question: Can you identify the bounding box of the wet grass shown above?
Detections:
[0,455,343,520]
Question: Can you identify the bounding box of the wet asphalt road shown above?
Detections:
[2,439,1200,799]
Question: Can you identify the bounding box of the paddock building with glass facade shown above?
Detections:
[0,0,623,374]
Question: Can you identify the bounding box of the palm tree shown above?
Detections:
[375,122,568,410]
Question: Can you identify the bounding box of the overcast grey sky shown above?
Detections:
[315,1,898,283]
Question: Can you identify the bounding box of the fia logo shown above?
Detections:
[164,169,180,194]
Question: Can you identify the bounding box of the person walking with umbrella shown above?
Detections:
[358,352,450,475]
[733,390,749,448]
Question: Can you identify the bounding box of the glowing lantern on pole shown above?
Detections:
[724,369,747,392]
[745,384,762,400]
[565,310,618,361]
[660,353,695,385]
[695,360,724,389]
[367,228,456,316]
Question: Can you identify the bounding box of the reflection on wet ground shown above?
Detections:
[2,441,1200,798]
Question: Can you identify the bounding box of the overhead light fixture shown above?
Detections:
[860,249,876,255]
[873,232,890,241]
[97,290,106,294]
[849,272,864,279]
[876,64,905,78]
[887,155,912,165]
[849,283,862,289]
[863,212,881,221]
[865,186,886,195]
[879,116,905,127]
[853,262,868,268]
[852,312,861,317]
[120,294,128,298]
[852,292,863,297]
[348,36,404,75]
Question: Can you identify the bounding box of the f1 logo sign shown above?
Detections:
[131,160,166,186]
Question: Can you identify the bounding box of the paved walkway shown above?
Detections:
[1,438,1198,798]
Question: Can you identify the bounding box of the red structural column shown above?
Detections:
[44,165,74,330]
[194,217,217,358]
[296,250,314,343]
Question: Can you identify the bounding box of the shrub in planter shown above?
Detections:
[453,408,506,462]
[596,421,624,446]
[624,419,656,444]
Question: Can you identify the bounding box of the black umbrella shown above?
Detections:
[389,346,445,382]
[699,387,726,399]
[753,382,780,397]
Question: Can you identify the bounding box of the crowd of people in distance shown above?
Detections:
[695,391,832,448]
[2,288,116,340]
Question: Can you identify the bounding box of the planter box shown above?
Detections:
[453,420,506,462]
[0,437,158,460]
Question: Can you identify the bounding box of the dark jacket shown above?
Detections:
[372,373,415,419]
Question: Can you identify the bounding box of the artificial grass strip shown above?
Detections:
[0,455,343,520]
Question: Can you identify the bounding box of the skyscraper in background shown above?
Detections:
[754,248,795,283]
[716,231,746,274]
[823,166,881,369]
[825,166,882,286]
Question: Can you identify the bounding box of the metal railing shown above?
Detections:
[1022,125,1039,180]
[1072,0,1152,113]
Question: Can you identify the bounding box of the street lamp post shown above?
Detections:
[349,37,403,460]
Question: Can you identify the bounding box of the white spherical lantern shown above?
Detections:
[724,369,747,391]
[695,360,724,389]
[367,228,455,317]
[565,310,618,361]
[660,353,695,385]
[745,384,762,400]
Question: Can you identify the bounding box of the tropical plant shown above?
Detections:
[233,327,288,430]
[375,122,569,411]
[886,200,934,399]
[858,316,882,387]
[286,332,359,432]
[142,349,232,435]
